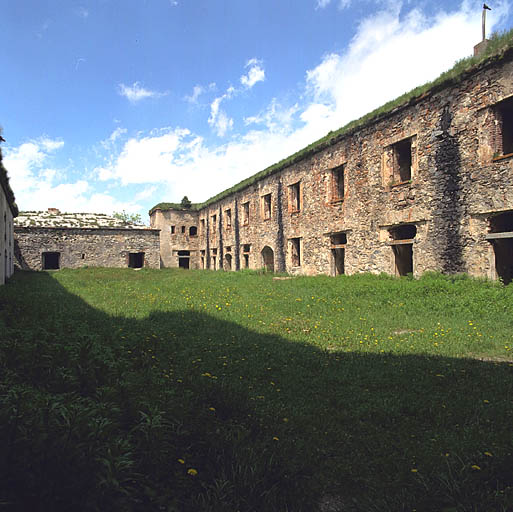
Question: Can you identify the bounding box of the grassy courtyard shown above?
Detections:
[1,268,513,511]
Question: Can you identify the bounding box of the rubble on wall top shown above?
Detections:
[14,210,150,230]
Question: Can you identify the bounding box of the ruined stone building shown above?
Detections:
[14,210,160,271]
[0,147,18,285]
[150,37,513,284]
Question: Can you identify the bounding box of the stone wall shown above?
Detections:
[14,227,161,271]
[151,52,513,281]
[0,184,15,284]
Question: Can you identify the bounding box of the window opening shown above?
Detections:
[171,226,175,234]
[181,226,186,234]
[331,165,345,201]
[189,226,197,236]
[128,252,144,269]
[290,238,301,267]
[200,219,205,234]
[42,252,60,270]
[289,182,301,212]
[496,96,513,156]
[242,202,249,225]
[225,208,232,228]
[243,254,249,268]
[262,194,272,220]
[200,250,205,269]
[243,244,251,253]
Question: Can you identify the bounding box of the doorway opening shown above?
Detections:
[42,252,60,270]
[128,252,145,268]
[261,246,274,272]
[330,233,347,276]
[487,212,513,284]
[178,250,190,269]
[389,224,416,276]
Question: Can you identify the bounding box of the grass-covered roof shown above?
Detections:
[150,29,513,216]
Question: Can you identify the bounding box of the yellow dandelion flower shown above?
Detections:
[208,407,216,412]
[273,436,279,441]
[187,468,198,476]
[471,465,481,470]
[411,469,418,473]
[484,451,493,457]
[177,459,185,464]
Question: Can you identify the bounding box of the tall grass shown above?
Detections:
[1,269,513,511]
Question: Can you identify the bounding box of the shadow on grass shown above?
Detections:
[1,271,513,511]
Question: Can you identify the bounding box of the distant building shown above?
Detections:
[0,147,18,285]
[150,35,513,284]
[14,209,160,271]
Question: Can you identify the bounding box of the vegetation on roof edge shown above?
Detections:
[149,28,513,216]
[0,148,18,217]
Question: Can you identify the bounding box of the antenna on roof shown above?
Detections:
[482,4,491,42]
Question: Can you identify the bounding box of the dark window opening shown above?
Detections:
[242,202,249,225]
[331,232,347,245]
[262,194,272,220]
[331,165,345,201]
[200,219,205,234]
[226,246,231,252]
[81,253,85,260]
[496,96,513,156]
[243,244,251,253]
[489,212,513,233]
[189,226,197,236]
[211,215,217,233]
[389,224,417,240]
[181,226,186,234]
[388,138,413,184]
[171,226,175,234]
[290,238,301,267]
[289,182,301,211]
[200,250,205,269]
[42,252,60,270]
[128,252,144,269]
[243,254,249,268]
[226,208,232,228]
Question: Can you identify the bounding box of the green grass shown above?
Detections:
[2,269,513,511]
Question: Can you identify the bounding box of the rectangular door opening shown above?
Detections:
[42,252,60,270]
[128,252,145,268]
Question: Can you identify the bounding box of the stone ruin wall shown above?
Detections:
[15,227,161,271]
[0,185,15,284]
[151,53,513,279]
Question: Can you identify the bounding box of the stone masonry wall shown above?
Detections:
[151,52,513,280]
[0,186,15,284]
[14,227,160,271]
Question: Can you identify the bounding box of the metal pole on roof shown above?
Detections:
[482,4,491,42]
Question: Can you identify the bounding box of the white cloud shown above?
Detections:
[208,88,235,137]
[101,127,128,149]
[316,0,332,8]
[3,137,140,214]
[185,85,205,104]
[118,82,167,103]
[240,58,265,88]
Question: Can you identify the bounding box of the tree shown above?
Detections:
[113,210,143,225]
[181,196,192,209]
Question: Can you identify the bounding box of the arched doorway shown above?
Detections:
[225,253,232,270]
[261,246,274,272]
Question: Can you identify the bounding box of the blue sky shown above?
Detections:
[2,0,512,221]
